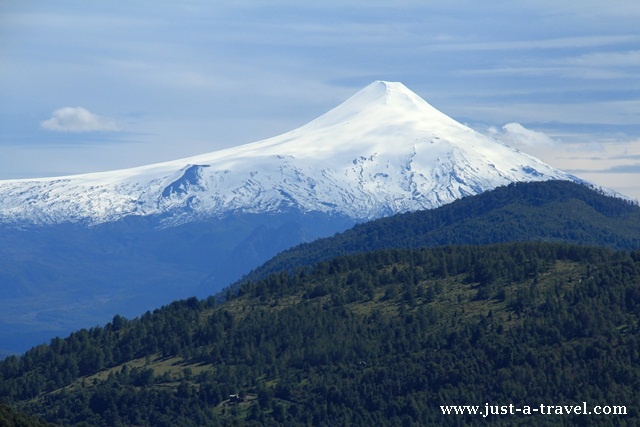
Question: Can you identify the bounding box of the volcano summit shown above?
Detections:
[0,81,580,226]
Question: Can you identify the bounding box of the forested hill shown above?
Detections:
[0,404,55,427]
[1,242,639,425]
[234,180,640,286]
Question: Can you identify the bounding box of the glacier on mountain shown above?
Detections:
[0,81,581,226]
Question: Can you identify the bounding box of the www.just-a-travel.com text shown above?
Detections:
[440,402,627,417]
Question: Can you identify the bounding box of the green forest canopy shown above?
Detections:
[1,242,639,426]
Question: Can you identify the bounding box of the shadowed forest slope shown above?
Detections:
[235,180,640,287]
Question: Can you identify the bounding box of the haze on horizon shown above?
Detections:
[1,0,639,199]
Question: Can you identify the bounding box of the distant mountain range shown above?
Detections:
[0,81,609,356]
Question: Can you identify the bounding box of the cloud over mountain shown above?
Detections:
[41,107,119,133]
[489,122,556,146]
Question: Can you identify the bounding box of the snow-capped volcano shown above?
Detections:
[0,81,579,225]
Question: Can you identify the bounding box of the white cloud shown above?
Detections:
[41,107,119,133]
[489,122,555,147]
[485,123,640,200]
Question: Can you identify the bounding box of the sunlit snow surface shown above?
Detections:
[0,81,579,225]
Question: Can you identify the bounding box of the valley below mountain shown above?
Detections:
[0,211,355,356]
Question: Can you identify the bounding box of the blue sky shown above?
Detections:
[2,0,640,198]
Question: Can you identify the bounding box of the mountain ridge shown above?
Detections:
[230,180,640,288]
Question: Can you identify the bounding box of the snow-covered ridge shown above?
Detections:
[0,81,580,225]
